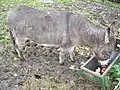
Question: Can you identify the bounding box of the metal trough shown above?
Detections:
[81,50,120,78]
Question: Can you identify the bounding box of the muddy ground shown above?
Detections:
[0,0,120,90]
[0,44,101,90]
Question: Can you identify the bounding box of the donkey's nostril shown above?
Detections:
[26,43,30,47]
[34,43,38,47]
[25,39,30,43]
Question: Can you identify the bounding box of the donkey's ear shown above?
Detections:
[105,28,110,44]
[109,21,117,38]
[109,21,117,33]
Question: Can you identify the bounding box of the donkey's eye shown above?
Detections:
[108,50,112,54]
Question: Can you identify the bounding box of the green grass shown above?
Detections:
[57,0,74,4]
[0,0,55,46]
[90,0,120,9]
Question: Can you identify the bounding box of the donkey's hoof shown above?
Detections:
[71,59,75,63]
[59,60,64,65]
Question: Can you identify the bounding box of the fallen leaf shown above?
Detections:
[14,57,17,61]
[69,65,75,70]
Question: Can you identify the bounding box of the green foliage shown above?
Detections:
[104,76,110,89]
[0,0,54,46]
[0,3,11,46]
[90,0,120,9]
[108,0,120,3]
[117,28,120,39]
[113,78,120,90]
[108,62,120,89]
[109,63,120,78]
[57,0,74,4]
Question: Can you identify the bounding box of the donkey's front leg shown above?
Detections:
[68,46,75,62]
[59,48,66,64]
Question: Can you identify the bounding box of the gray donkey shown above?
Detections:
[8,6,120,64]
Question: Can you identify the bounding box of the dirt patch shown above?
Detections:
[0,45,101,90]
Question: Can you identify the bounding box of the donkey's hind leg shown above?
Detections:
[10,30,24,60]
[10,30,18,54]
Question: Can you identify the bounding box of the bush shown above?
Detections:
[108,0,120,3]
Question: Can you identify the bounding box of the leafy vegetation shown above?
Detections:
[57,0,74,4]
[108,62,120,89]
[117,28,120,39]
[110,63,120,78]
[91,0,120,8]
[0,0,54,46]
